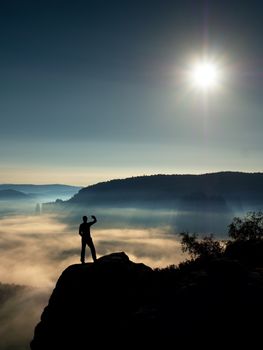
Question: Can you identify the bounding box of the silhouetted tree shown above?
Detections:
[180,232,224,260]
[179,211,263,265]
[228,211,263,241]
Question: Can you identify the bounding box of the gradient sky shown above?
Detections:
[1,0,263,185]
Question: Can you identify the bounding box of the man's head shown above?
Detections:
[82,216,88,222]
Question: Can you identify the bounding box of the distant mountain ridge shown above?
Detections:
[64,172,263,210]
[0,184,81,202]
[0,184,81,194]
[0,189,29,200]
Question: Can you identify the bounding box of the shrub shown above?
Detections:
[228,211,263,241]
[180,232,224,260]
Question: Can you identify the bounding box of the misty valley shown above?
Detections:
[1,173,263,349]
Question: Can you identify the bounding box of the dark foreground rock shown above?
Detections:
[31,252,263,349]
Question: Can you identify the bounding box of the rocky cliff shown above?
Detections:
[31,252,263,349]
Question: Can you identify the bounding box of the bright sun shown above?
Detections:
[191,61,219,90]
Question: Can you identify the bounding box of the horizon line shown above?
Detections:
[1,170,263,187]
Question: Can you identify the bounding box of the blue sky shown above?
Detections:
[1,0,263,185]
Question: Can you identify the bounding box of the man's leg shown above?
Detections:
[80,238,86,263]
[88,238,97,262]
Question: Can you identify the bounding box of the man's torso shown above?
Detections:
[80,222,92,237]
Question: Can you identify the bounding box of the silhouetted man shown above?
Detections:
[79,215,97,263]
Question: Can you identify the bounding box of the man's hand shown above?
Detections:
[91,215,97,224]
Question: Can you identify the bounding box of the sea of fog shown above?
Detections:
[0,201,246,350]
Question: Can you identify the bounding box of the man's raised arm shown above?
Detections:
[90,215,97,225]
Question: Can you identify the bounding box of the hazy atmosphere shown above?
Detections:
[1,1,263,349]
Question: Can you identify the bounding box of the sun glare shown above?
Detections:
[191,61,220,90]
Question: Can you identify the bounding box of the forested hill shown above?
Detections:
[66,172,263,208]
